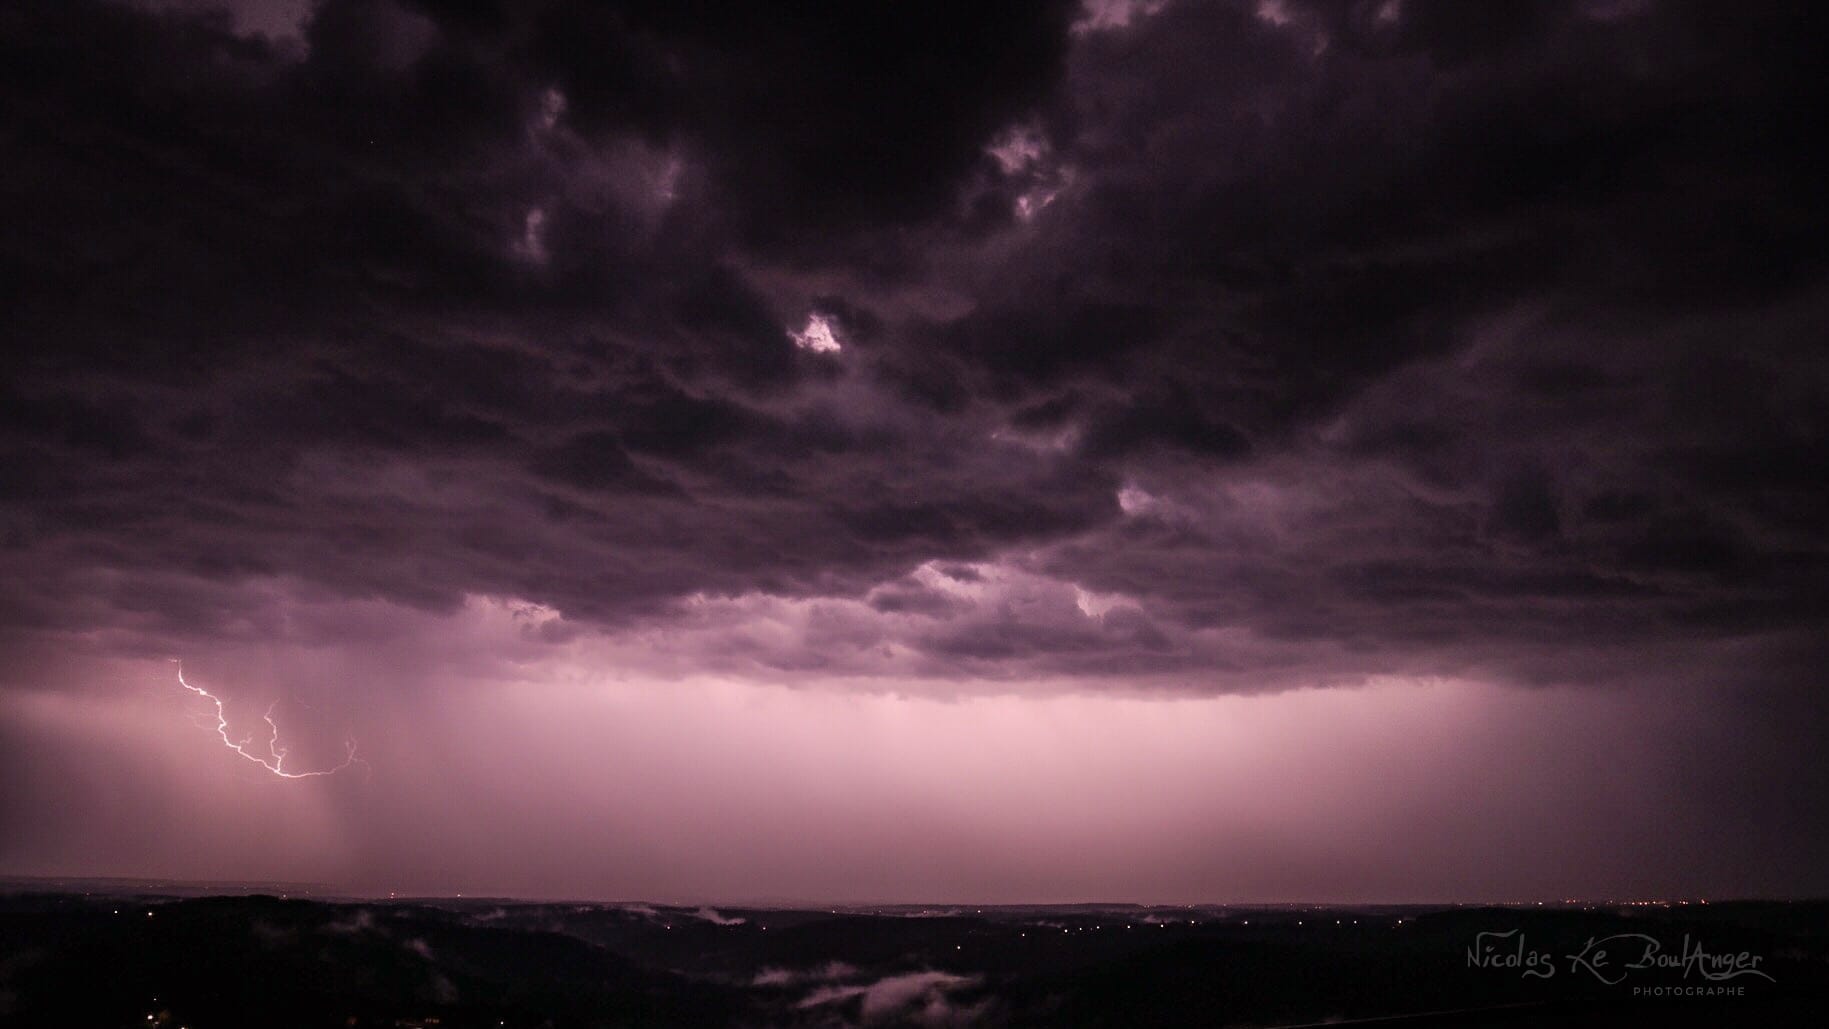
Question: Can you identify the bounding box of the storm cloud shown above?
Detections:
[1,0,1824,898]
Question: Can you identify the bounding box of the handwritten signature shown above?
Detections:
[1468,930,1775,984]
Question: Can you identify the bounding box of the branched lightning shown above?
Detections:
[173,661,364,779]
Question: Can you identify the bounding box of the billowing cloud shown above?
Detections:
[0,0,1824,897]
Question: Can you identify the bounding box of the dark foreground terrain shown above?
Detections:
[1,882,1823,1027]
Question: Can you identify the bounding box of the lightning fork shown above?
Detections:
[172,661,363,779]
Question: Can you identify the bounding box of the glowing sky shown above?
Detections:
[1,0,1824,901]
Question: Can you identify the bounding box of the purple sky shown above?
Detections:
[1,0,1825,902]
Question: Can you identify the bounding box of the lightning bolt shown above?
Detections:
[173,662,364,779]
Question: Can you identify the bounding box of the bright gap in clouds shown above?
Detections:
[790,313,843,353]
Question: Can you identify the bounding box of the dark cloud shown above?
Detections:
[0,0,1823,711]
